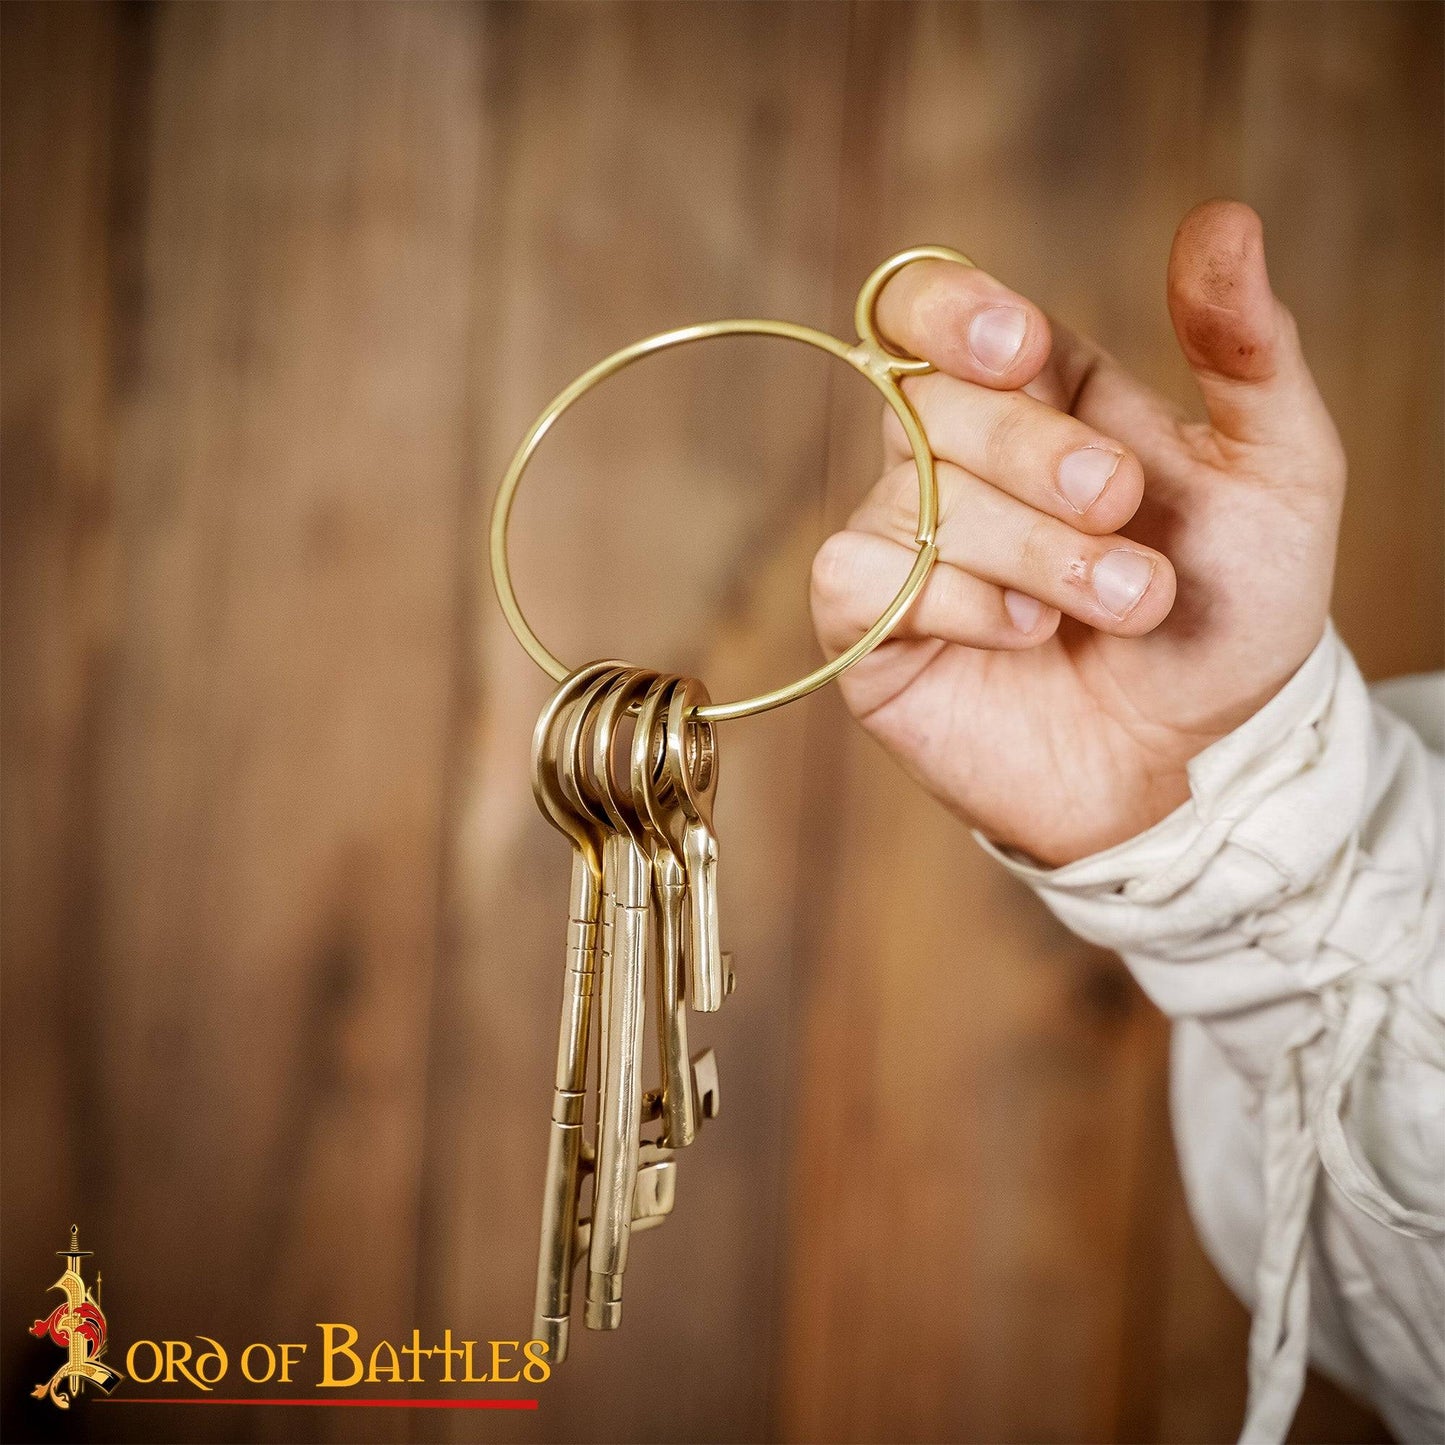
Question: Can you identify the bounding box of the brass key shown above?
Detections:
[665,677,728,1012]
[581,667,658,1331]
[632,675,698,1148]
[552,666,677,1340]
[571,1142,677,1264]
[529,660,624,1364]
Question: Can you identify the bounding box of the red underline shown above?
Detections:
[100,1397,538,1410]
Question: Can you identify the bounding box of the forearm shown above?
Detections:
[980,627,1445,1441]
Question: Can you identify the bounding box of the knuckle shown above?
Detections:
[913,273,972,342]
[1016,512,1059,581]
[809,531,859,609]
[930,564,980,635]
[908,370,950,417]
[983,401,1028,473]
[869,461,924,538]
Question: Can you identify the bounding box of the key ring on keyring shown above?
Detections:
[488,244,973,723]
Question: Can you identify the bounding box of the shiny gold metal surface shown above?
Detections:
[489,246,972,722]
[529,660,623,1362]
[664,676,725,1013]
[519,249,970,1361]
[582,669,657,1331]
[633,675,698,1150]
[529,664,729,1359]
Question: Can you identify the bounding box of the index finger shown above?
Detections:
[875,257,1051,389]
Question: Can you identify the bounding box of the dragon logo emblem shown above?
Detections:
[30,1225,120,1409]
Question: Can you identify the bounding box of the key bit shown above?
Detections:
[690,1048,721,1122]
[631,1143,678,1221]
[572,1144,677,1267]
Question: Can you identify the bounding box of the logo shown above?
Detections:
[19,1226,547,1415]
[30,1225,120,1409]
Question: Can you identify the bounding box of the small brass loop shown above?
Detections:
[489,248,974,722]
[853,244,977,374]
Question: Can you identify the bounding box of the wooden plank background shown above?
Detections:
[2,4,1438,1443]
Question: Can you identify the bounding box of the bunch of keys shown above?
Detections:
[531,662,733,1362]
[492,248,968,1362]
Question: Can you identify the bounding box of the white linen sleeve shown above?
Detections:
[977,624,1445,1444]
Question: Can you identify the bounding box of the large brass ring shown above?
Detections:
[489,245,973,723]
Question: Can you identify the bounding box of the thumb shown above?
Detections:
[1167,200,1339,459]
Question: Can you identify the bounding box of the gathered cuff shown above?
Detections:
[976,624,1445,1445]
[972,624,1384,1016]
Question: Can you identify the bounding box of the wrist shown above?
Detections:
[980,767,1194,870]
[977,624,1342,876]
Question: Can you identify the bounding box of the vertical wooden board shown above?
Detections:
[1218,0,1444,680]
[783,751,1170,1443]
[0,5,129,1438]
[419,4,851,1441]
[1139,1129,1252,1443]
[4,4,489,1441]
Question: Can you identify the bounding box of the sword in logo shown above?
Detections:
[30,1225,120,1408]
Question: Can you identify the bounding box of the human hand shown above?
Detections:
[810,201,1346,866]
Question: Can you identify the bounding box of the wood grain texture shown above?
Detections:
[1,4,1437,1444]
[2,12,128,1439]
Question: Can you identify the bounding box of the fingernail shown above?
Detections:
[1004,588,1046,633]
[968,306,1028,373]
[1093,549,1155,618]
[1058,447,1121,513]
